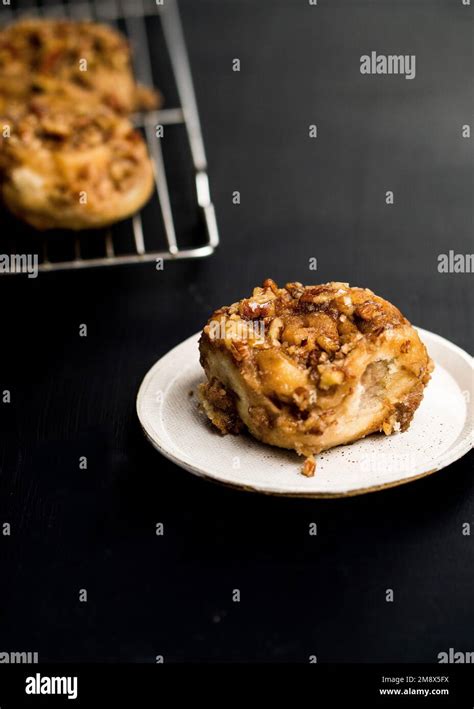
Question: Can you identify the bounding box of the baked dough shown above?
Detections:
[199,280,434,457]
[0,19,160,114]
[0,96,154,230]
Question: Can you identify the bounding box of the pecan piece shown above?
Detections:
[301,456,316,477]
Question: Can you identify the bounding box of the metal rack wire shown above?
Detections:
[0,0,219,272]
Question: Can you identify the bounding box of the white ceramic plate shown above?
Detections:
[137,329,473,498]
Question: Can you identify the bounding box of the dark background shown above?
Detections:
[0,0,472,662]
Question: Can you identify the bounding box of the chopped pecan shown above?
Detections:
[268,317,284,343]
[230,340,250,361]
[299,285,335,305]
[301,456,316,477]
[239,299,274,320]
[262,278,279,293]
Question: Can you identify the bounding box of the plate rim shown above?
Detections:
[136,328,473,499]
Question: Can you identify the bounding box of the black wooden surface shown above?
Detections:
[0,0,472,662]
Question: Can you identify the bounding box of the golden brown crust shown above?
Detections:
[0,96,154,230]
[199,280,434,457]
[0,18,161,114]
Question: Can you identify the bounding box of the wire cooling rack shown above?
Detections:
[0,0,219,272]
